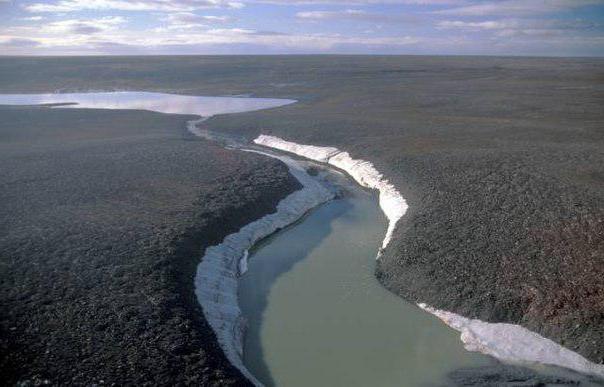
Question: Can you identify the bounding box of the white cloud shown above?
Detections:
[156,12,233,31]
[299,9,344,19]
[249,0,462,4]
[434,0,604,16]
[0,37,40,47]
[3,0,602,56]
[169,12,232,24]
[22,0,463,13]
[43,16,127,35]
[437,20,515,30]
[144,28,420,48]
[296,9,417,23]
[298,9,368,20]
[25,0,244,13]
[437,18,599,38]
[1,24,422,53]
[21,16,46,21]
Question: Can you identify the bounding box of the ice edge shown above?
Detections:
[254,134,408,256]
[194,144,334,386]
[253,134,604,380]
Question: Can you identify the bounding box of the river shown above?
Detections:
[239,168,491,386]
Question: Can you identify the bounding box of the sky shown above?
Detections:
[0,0,603,56]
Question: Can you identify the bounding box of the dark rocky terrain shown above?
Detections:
[445,363,603,386]
[0,105,298,385]
[198,56,604,367]
[1,56,603,384]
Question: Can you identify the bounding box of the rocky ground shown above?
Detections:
[1,56,603,384]
[445,363,603,386]
[198,56,604,367]
[0,105,298,385]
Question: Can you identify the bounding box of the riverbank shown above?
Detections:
[195,150,335,385]
[237,162,496,387]
[0,105,298,385]
[253,134,604,380]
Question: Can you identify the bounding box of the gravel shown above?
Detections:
[0,105,298,385]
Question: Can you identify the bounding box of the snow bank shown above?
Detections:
[194,149,334,386]
[253,134,604,380]
[419,304,604,378]
[254,135,407,252]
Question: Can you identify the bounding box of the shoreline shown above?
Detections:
[0,105,301,385]
[252,134,604,380]
[192,125,336,384]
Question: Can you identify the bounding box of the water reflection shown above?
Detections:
[0,91,295,117]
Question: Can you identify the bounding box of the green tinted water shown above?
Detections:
[239,182,491,387]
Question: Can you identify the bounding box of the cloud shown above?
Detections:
[167,12,232,25]
[155,12,234,32]
[0,25,421,53]
[3,21,602,56]
[249,0,462,4]
[296,9,417,23]
[0,37,40,47]
[298,9,372,20]
[4,0,603,56]
[22,0,463,13]
[157,29,422,50]
[43,16,127,35]
[197,15,233,22]
[437,18,600,38]
[21,16,46,21]
[437,20,509,29]
[434,0,604,16]
[25,0,245,13]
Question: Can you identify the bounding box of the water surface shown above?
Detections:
[239,179,492,387]
[0,91,295,116]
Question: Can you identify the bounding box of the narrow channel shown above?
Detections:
[238,168,491,387]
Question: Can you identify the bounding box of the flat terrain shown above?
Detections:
[1,56,603,384]
[0,105,299,384]
[201,56,604,366]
